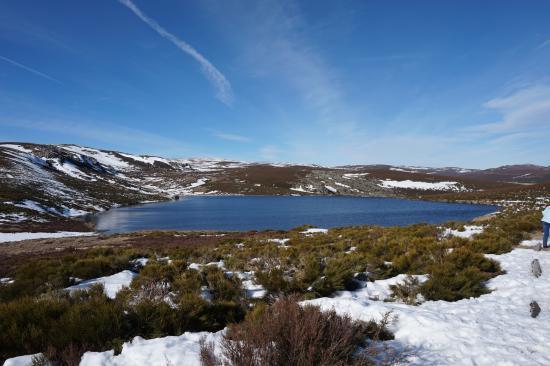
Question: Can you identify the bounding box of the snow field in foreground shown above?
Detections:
[6,249,549,365]
[306,248,550,365]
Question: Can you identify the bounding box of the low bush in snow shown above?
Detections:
[200,296,393,366]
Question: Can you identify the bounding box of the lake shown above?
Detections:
[93,196,497,233]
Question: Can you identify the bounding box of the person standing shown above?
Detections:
[543,204,550,249]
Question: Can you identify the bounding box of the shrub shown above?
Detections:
[200,296,393,366]
[420,266,490,301]
[389,275,422,305]
[204,267,242,302]
[419,247,500,301]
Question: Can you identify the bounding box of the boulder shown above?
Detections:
[531,259,542,278]
[530,301,541,318]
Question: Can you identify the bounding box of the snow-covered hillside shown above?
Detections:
[0,143,252,229]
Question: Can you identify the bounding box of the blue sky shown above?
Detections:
[1,0,549,168]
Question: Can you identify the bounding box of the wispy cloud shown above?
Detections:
[0,117,189,156]
[259,145,281,161]
[0,55,62,84]
[212,131,251,142]
[117,0,233,106]
[536,38,550,50]
[359,53,426,62]
[469,84,550,134]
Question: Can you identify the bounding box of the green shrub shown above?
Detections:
[389,275,422,305]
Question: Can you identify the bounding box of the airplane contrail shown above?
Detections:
[0,55,62,84]
[118,0,233,106]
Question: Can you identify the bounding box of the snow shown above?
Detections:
[378,179,464,191]
[0,144,33,153]
[300,228,328,235]
[340,274,428,302]
[66,270,137,299]
[185,178,208,190]
[177,158,248,172]
[80,331,224,366]
[444,225,484,238]
[304,249,550,365]
[131,257,150,267]
[267,238,290,246]
[188,260,225,271]
[290,185,315,193]
[520,239,542,248]
[61,145,130,170]
[0,277,14,284]
[118,153,171,166]
[324,185,337,193]
[342,172,369,179]
[3,353,42,366]
[13,199,47,213]
[0,231,96,243]
[0,213,29,223]
[334,182,351,188]
[230,271,266,299]
[51,159,96,181]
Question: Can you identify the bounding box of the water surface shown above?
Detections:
[94,196,497,234]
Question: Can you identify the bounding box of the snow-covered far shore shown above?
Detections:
[0,231,96,243]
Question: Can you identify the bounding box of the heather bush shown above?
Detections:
[389,275,422,305]
[200,296,393,366]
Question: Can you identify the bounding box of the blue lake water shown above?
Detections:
[93,196,497,233]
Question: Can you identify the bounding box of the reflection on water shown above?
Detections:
[94,196,497,234]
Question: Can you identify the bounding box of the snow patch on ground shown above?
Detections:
[66,270,136,299]
[324,185,337,193]
[443,225,484,238]
[0,231,96,243]
[340,274,428,302]
[80,331,224,366]
[378,179,464,191]
[118,153,171,166]
[520,239,542,248]
[305,249,550,365]
[51,159,96,181]
[0,144,33,153]
[290,185,315,193]
[267,238,290,246]
[61,145,130,170]
[3,353,42,366]
[342,172,369,179]
[300,228,328,235]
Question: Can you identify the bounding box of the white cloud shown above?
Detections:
[117,0,233,106]
[0,55,62,84]
[212,131,251,142]
[472,84,550,133]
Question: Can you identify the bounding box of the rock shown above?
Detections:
[531,259,542,278]
[530,301,541,318]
